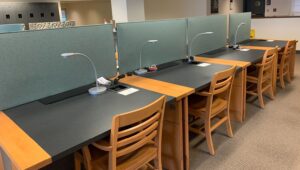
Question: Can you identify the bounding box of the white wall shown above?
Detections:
[127,0,145,21]
[144,0,209,20]
[61,1,112,26]
[265,0,293,17]
[252,18,300,50]
[111,0,128,22]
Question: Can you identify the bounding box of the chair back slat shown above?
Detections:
[118,98,164,127]
[117,112,160,138]
[117,121,159,148]
[116,130,157,158]
[281,40,296,66]
[110,96,166,163]
[259,48,276,83]
[209,66,236,95]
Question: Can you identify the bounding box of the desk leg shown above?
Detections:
[230,68,246,122]
[273,51,278,94]
[162,100,184,170]
[290,49,296,79]
[0,150,3,170]
[182,97,190,170]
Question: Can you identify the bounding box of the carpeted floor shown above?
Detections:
[189,55,300,170]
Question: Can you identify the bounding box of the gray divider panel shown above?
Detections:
[0,25,116,110]
[229,12,251,45]
[187,15,227,55]
[117,19,187,74]
[0,24,25,33]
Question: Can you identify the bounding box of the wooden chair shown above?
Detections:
[246,48,276,108]
[75,96,166,170]
[188,65,236,156]
[277,40,297,88]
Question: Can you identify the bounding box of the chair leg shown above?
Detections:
[74,152,82,170]
[257,85,265,109]
[82,146,92,170]
[268,86,275,100]
[279,72,286,89]
[154,157,162,170]
[205,121,215,156]
[225,109,233,138]
[286,68,292,83]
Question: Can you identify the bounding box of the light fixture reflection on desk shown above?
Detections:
[61,52,107,96]
[188,32,214,62]
[135,40,158,75]
[233,22,246,49]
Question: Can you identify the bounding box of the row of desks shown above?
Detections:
[0,39,290,170]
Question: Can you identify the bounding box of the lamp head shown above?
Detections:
[61,53,76,58]
[203,32,214,35]
[147,40,158,43]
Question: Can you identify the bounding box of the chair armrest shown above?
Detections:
[195,91,212,96]
[92,140,112,152]
[255,63,263,68]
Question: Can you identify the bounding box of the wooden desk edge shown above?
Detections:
[240,45,280,51]
[194,56,251,68]
[120,75,195,101]
[0,112,51,170]
[251,38,290,42]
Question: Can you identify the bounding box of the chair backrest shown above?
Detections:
[206,65,236,112]
[281,40,297,68]
[110,95,166,168]
[257,48,276,84]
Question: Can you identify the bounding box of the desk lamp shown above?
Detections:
[61,53,106,96]
[188,32,214,62]
[233,22,246,49]
[134,40,158,75]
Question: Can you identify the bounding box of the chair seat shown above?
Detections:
[189,95,227,118]
[89,143,157,170]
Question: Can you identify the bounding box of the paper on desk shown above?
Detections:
[118,88,139,96]
[267,40,275,42]
[239,49,250,52]
[197,63,211,67]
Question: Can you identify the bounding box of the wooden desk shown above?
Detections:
[0,87,166,170]
[196,47,266,122]
[121,62,232,170]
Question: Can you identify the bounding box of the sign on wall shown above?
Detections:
[29,21,76,30]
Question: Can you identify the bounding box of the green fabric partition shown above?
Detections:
[117,19,187,74]
[229,12,251,45]
[187,15,227,55]
[0,25,116,110]
[0,24,25,33]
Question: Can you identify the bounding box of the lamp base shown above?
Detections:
[134,68,148,75]
[188,56,195,63]
[88,86,107,96]
[233,45,240,50]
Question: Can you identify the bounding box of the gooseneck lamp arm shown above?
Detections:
[134,40,158,75]
[189,32,214,58]
[139,40,158,69]
[61,53,107,95]
[61,53,99,88]
[234,22,246,47]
